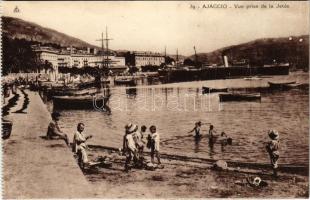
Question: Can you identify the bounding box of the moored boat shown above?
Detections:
[202,87,228,93]
[53,94,110,109]
[114,78,135,85]
[268,81,296,90]
[219,93,261,102]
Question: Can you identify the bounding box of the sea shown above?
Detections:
[46,72,309,165]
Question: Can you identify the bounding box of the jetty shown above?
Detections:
[3,90,93,198]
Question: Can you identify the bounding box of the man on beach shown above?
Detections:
[46,112,69,146]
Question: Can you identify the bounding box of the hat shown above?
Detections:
[253,177,261,186]
[127,124,138,133]
[268,130,279,140]
[125,123,132,130]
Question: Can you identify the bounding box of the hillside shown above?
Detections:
[188,35,309,68]
[2,16,97,49]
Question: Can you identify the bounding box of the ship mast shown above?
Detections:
[96,32,105,69]
[104,26,113,70]
[176,48,179,67]
[194,46,198,68]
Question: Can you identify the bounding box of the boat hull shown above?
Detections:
[53,95,110,109]
[159,65,290,83]
[219,93,261,102]
[202,87,228,93]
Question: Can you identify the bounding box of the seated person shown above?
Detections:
[47,112,69,146]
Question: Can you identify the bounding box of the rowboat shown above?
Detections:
[48,87,99,96]
[53,94,110,109]
[114,78,135,85]
[268,81,296,90]
[202,87,228,93]
[243,76,262,81]
[219,93,261,102]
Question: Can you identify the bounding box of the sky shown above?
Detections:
[3,1,309,56]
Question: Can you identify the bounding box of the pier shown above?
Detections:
[3,90,93,198]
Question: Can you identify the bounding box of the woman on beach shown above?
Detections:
[72,123,93,169]
[46,112,69,146]
[265,130,280,178]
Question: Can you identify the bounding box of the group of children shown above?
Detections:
[189,121,232,146]
[47,112,280,177]
[122,123,161,172]
[189,121,280,177]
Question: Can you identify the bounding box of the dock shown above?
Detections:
[3,90,94,198]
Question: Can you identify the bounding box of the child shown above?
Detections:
[188,121,202,139]
[123,123,138,172]
[265,130,280,177]
[149,125,161,165]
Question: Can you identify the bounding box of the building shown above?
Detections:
[34,46,126,68]
[125,51,165,67]
[33,46,126,80]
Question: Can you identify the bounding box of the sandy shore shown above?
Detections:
[84,147,309,198]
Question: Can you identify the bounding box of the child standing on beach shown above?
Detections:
[123,123,138,172]
[148,125,161,165]
[265,130,280,177]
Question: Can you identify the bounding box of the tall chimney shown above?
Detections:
[87,47,90,54]
[223,55,229,67]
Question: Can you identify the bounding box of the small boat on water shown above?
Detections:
[48,87,99,96]
[268,81,296,90]
[114,78,135,85]
[202,87,228,94]
[219,93,261,102]
[53,94,110,109]
[243,76,262,81]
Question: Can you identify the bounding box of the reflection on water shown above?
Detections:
[53,76,309,165]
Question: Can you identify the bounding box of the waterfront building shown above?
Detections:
[33,46,126,80]
[125,51,165,68]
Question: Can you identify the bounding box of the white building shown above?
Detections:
[33,46,126,81]
[134,51,165,67]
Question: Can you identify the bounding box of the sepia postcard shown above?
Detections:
[1,1,309,198]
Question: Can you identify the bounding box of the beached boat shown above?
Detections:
[202,87,228,93]
[268,81,296,90]
[53,94,110,109]
[219,93,261,102]
[114,78,135,85]
[2,119,13,139]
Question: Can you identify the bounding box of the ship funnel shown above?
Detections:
[223,55,229,67]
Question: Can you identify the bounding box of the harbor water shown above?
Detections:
[49,72,309,166]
